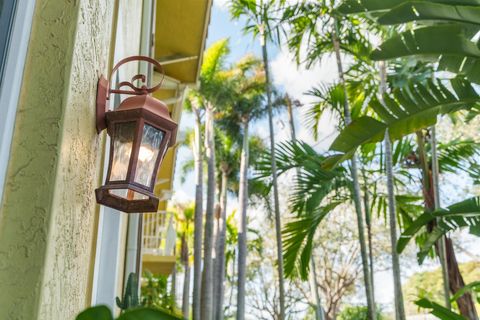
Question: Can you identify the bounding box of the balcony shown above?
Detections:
[142,211,177,275]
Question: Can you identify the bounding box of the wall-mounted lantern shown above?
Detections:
[95,56,177,213]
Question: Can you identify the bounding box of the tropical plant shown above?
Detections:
[184,91,204,320]
[415,298,466,320]
[338,0,480,84]
[403,262,480,315]
[116,273,140,312]
[256,140,349,278]
[217,53,269,320]
[141,271,178,314]
[230,1,287,318]
[171,203,194,319]
[212,129,240,320]
[75,306,182,320]
[334,1,480,316]
[281,2,379,317]
[188,38,232,320]
[337,305,385,320]
[398,197,480,263]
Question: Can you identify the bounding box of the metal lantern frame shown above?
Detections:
[95,56,177,213]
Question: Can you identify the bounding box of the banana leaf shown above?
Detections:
[377,1,480,26]
[370,25,480,61]
[326,78,480,168]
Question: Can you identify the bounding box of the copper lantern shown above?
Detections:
[95,56,177,213]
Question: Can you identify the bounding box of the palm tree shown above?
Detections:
[282,2,378,317]
[188,38,232,320]
[172,202,195,319]
[230,2,286,318]
[212,129,240,320]
[379,60,406,320]
[335,2,480,317]
[282,94,325,320]
[216,54,269,320]
[183,94,205,320]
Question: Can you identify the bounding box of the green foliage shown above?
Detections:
[397,197,480,263]
[415,298,466,320]
[283,201,341,279]
[141,271,178,314]
[337,305,385,320]
[76,306,113,320]
[75,305,183,320]
[451,281,480,304]
[116,273,140,312]
[256,141,350,278]
[230,0,284,44]
[326,78,480,168]
[403,262,480,314]
[438,139,480,179]
[370,25,480,61]
[338,0,480,83]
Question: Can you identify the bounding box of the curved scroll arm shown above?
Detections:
[96,56,165,133]
[108,56,165,97]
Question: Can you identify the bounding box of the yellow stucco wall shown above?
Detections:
[0,0,114,319]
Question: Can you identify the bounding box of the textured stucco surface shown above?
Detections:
[0,0,113,319]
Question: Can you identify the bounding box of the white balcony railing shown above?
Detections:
[142,211,176,256]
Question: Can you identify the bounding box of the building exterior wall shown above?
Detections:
[0,0,114,319]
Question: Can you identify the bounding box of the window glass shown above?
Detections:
[0,0,17,86]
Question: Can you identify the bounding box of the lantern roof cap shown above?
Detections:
[117,95,170,119]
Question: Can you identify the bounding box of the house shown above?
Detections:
[0,0,212,318]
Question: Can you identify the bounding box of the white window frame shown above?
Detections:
[91,0,154,311]
[0,0,36,204]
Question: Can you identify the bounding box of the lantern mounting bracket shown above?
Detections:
[96,56,165,133]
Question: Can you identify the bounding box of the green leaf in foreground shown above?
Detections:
[76,306,113,320]
[397,197,480,263]
[118,308,183,320]
[415,298,466,320]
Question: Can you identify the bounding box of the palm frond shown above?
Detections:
[283,202,342,279]
[397,197,480,263]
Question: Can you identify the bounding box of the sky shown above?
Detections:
[170,0,479,312]
[172,0,401,308]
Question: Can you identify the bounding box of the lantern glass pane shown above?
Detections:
[110,121,136,181]
[134,124,164,186]
[109,189,148,200]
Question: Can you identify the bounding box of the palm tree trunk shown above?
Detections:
[182,234,191,319]
[172,257,177,307]
[362,174,375,306]
[417,131,478,320]
[445,238,479,320]
[236,118,250,320]
[309,257,326,320]
[261,30,286,320]
[384,129,406,320]
[193,107,204,320]
[331,22,376,320]
[214,166,229,320]
[431,126,451,309]
[379,60,406,320]
[202,104,216,320]
[286,95,325,320]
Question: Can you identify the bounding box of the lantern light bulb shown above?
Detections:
[138,145,155,162]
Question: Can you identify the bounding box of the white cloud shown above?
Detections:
[270,47,340,150]
[213,0,230,11]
